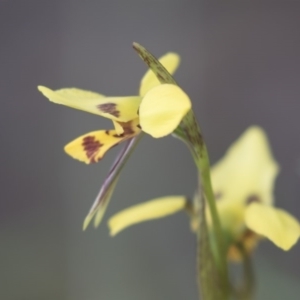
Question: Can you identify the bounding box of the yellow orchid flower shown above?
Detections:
[38,53,191,164]
[38,52,192,230]
[107,126,300,261]
[210,126,300,260]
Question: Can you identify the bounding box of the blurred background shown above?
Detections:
[1,1,300,299]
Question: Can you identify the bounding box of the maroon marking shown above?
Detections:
[97,103,120,118]
[243,229,256,239]
[114,121,135,136]
[246,194,261,205]
[123,124,135,135]
[105,130,109,135]
[137,124,141,129]
[82,136,103,163]
[113,133,124,138]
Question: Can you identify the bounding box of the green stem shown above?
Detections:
[194,187,225,300]
[132,42,229,299]
[180,111,229,291]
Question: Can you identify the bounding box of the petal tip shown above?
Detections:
[83,215,93,231]
[37,85,50,95]
[132,42,140,49]
[107,225,119,237]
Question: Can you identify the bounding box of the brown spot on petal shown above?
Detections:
[97,103,120,118]
[113,133,124,138]
[82,136,103,163]
[246,194,261,205]
[137,124,141,129]
[115,120,136,136]
[123,124,135,135]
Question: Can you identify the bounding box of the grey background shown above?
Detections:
[1,1,300,299]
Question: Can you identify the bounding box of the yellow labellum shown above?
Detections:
[65,119,141,164]
[139,52,180,97]
[38,86,141,122]
[140,84,191,138]
[108,196,187,236]
[245,203,300,250]
[64,130,125,164]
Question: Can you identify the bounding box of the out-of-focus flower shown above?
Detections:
[38,53,191,164]
[210,126,300,260]
[108,126,300,260]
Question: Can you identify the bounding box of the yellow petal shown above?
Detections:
[139,53,180,97]
[38,86,141,122]
[108,196,187,236]
[211,126,279,207]
[113,120,125,135]
[64,129,135,164]
[139,84,191,138]
[245,203,300,250]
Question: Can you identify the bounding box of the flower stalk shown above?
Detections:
[180,111,230,298]
[133,42,229,299]
[194,189,225,300]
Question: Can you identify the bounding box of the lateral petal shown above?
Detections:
[38,86,141,122]
[108,196,187,236]
[139,84,191,138]
[139,53,180,97]
[64,130,129,164]
[245,203,300,250]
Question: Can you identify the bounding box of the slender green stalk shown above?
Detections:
[180,111,230,298]
[194,188,225,300]
[133,42,229,299]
